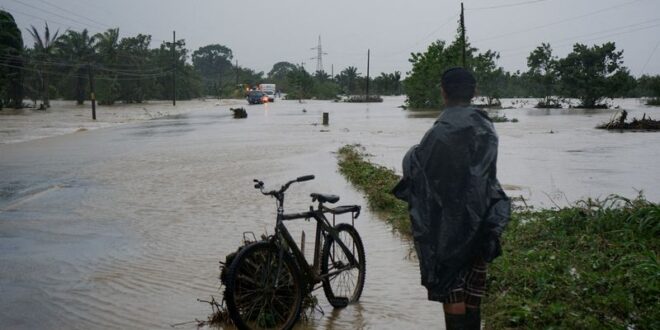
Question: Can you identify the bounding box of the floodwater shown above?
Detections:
[1,96,658,329]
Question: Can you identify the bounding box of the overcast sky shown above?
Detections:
[2,0,659,77]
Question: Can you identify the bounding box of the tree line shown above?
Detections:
[0,10,402,109]
[2,9,659,110]
[405,24,660,109]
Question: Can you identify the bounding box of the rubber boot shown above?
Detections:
[465,308,481,330]
[444,313,465,330]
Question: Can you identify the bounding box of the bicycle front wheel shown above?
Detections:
[321,223,366,308]
[224,241,303,330]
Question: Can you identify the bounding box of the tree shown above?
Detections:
[373,71,402,95]
[557,42,625,108]
[116,34,153,103]
[152,39,202,101]
[472,50,504,106]
[404,39,464,109]
[285,65,313,99]
[94,28,120,104]
[527,43,560,107]
[56,29,96,104]
[27,22,60,108]
[336,66,360,95]
[635,75,660,98]
[314,70,331,82]
[192,44,233,96]
[0,10,24,109]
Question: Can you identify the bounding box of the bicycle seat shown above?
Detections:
[310,193,340,204]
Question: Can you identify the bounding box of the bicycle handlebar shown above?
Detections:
[296,175,315,182]
[253,175,315,197]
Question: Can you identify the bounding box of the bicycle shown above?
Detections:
[223,175,366,330]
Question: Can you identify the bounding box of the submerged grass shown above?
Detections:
[646,97,660,106]
[337,144,660,329]
[337,144,410,235]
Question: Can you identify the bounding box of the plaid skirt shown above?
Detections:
[439,258,488,306]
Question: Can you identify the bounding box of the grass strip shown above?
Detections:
[337,144,659,329]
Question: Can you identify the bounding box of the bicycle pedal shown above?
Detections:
[328,297,349,308]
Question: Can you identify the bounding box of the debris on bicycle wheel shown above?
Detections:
[215,237,323,327]
[196,296,232,327]
[229,107,248,119]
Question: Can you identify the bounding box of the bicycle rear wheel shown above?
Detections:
[321,223,366,308]
[225,241,303,330]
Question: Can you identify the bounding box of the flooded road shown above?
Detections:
[1,97,659,329]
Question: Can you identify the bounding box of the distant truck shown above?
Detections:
[259,84,276,102]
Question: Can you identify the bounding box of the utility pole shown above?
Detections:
[331,64,334,79]
[88,64,96,120]
[366,49,370,101]
[218,60,222,98]
[172,30,176,106]
[235,59,239,86]
[460,2,466,68]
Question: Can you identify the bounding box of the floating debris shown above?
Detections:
[344,95,383,103]
[489,114,518,123]
[229,107,247,119]
[597,110,660,130]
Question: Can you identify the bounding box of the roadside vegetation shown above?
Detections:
[0,9,402,109]
[404,23,660,110]
[3,9,660,110]
[337,144,659,329]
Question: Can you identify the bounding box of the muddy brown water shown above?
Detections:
[1,97,659,329]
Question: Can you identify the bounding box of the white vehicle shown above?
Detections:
[259,84,276,102]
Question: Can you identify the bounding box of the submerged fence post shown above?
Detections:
[322,112,329,125]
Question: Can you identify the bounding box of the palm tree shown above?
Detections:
[27,23,60,108]
[94,28,119,62]
[338,66,359,94]
[57,29,96,104]
[94,28,120,104]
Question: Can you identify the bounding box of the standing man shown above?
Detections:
[393,68,511,329]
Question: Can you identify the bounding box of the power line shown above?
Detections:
[497,18,660,54]
[474,0,641,43]
[499,21,660,56]
[641,39,660,73]
[381,12,459,57]
[34,0,112,30]
[5,4,168,45]
[6,6,76,30]
[467,0,547,11]
[11,0,105,32]
[0,50,175,74]
[0,61,174,80]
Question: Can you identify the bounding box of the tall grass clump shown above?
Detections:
[337,144,659,329]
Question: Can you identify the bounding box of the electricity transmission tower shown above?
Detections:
[310,35,327,73]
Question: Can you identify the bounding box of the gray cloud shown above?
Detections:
[3,0,659,76]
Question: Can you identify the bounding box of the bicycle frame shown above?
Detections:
[273,198,359,289]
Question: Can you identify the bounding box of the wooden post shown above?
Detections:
[88,64,96,120]
[322,112,329,125]
[172,30,176,106]
[218,61,222,98]
[460,3,466,68]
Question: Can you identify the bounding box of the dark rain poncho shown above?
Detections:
[393,106,511,301]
